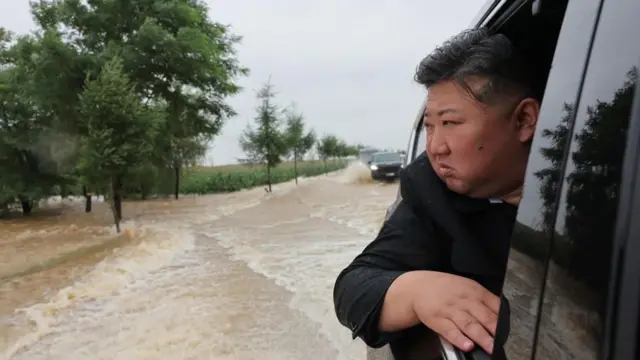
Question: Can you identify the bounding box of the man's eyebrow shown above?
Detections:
[423,108,458,118]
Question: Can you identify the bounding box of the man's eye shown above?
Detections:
[443,121,457,126]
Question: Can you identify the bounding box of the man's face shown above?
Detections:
[423,79,539,198]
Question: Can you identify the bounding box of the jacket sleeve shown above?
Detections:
[332,170,445,348]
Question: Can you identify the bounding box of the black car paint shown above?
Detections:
[368,155,404,181]
[370,162,403,181]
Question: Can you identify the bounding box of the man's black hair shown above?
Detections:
[415,28,541,105]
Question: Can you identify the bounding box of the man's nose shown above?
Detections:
[427,130,450,156]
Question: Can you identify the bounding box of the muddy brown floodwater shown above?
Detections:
[0,163,397,360]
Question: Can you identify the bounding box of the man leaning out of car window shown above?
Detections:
[333,27,543,357]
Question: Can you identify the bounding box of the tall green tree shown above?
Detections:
[77,57,155,232]
[316,134,339,168]
[283,106,315,184]
[1,0,248,215]
[31,0,248,199]
[239,80,286,192]
[0,29,78,214]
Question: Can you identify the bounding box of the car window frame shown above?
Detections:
[470,0,512,28]
[407,100,427,164]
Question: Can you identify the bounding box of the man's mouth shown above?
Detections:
[436,164,454,176]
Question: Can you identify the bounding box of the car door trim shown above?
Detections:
[439,338,459,359]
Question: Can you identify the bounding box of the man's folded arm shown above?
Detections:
[333,194,442,348]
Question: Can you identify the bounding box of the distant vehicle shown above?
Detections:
[368,151,403,181]
[358,148,379,165]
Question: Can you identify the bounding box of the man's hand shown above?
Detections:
[410,271,500,354]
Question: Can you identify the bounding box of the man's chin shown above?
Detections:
[443,178,471,195]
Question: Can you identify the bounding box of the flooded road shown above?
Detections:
[0,164,397,360]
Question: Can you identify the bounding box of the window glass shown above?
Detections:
[500,0,602,359]
[533,0,640,359]
[372,152,403,163]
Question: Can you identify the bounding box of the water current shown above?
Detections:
[0,163,395,360]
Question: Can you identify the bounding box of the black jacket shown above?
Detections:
[333,153,517,352]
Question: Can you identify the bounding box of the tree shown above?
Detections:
[239,80,287,192]
[534,102,573,232]
[333,139,358,158]
[316,134,339,171]
[0,0,248,216]
[77,57,155,232]
[0,30,79,215]
[283,106,315,184]
[29,0,248,200]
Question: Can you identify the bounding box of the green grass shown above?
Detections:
[180,159,348,194]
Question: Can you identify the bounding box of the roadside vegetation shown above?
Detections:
[238,79,361,192]
[180,159,347,194]
[0,0,363,231]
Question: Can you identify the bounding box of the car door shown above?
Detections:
[491,0,604,359]
[524,0,640,359]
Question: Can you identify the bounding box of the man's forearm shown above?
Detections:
[378,271,425,332]
[334,264,407,347]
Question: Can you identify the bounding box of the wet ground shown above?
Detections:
[0,164,395,360]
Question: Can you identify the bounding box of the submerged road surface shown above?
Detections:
[0,164,398,360]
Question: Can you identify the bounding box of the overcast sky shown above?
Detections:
[0,0,483,165]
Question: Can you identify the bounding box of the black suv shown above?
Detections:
[372,0,640,359]
[368,151,404,181]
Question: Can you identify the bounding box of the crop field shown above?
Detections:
[180,159,349,194]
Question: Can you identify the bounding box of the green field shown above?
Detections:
[180,159,348,194]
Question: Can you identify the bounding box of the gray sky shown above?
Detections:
[0,0,483,165]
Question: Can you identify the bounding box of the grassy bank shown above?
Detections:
[180,159,348,194]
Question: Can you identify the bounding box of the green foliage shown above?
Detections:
[180,160,348,194]
[283,106,315,162]
[77,57,154,175]
[317,134,339,160]
[316,134,359,161]
[0,0,247,218]
[239,80,287,168]
[0,0,363,219]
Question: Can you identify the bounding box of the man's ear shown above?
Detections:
[514,98,540,143]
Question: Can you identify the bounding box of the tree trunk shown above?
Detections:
[109,176,121,233]
[323,158,327,175]
[114,176,122,221]
[83,185,92,213]
[294,151,298,185]
[267,164,272,193]
[19,195,32,215]
[174,166,180,200]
